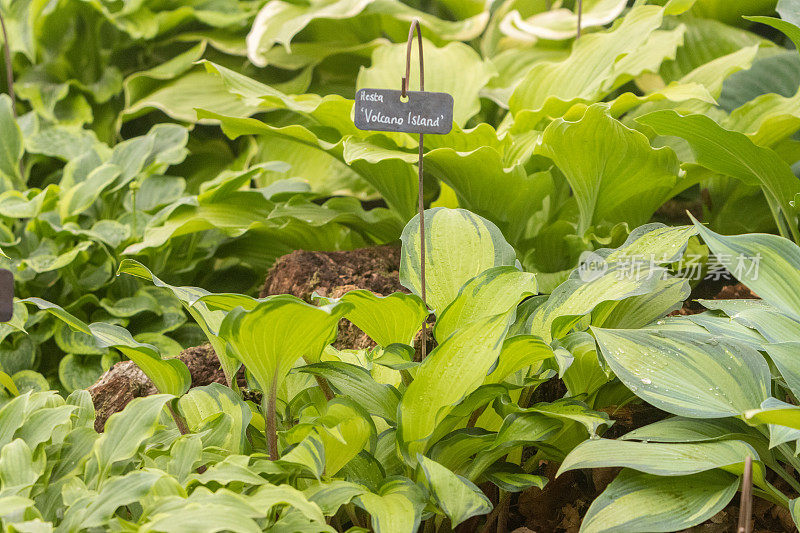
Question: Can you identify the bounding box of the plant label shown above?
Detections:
[0,269,12,322]
[354,89,453,134]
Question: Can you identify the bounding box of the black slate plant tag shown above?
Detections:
[0,269,12,322]
[354,88,453,135]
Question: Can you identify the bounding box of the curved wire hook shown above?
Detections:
[401,19,424,97]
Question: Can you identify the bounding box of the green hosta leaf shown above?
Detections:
[58,354,116,393]
[315,289,427,347]
[195,110,418,220]
[417,454,492,527]
[21,298,190,396]
[177,383,252,454]
[0,370,19,396]
[434,266,537,343]
[357,39,494,126]
[692,221,800,319]
[0,438,40,494]
[298,362,400,422]
[59,470,164,531]
[398,313,511,459]
[117,259,250,385]
[220,296,351,395]
[93,394,173,477]
[485,335,555,384]
[423,147,552,246]
[0,95,23,188]
[465,412,562,480]
[500,0,626,41]
[509,5,664,116]
[638,112,800,240]
[720,51,800,113]
[317,400,374,476]
[400,208,517,313]
[246,0,488,68]
[743,397,800,431]
[15,404,75,451]
[724,86,800,148]
[537,105,680,233]
[481,463,547,493]
[559,438,759,477]
[594,328,770,417]
[580,469,739,533]
[354,478,426,533]
[621,417,756,444]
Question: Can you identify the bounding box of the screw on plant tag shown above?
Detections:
[354,89,453,135]
[0,269,12,322]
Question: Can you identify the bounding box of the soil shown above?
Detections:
[671,278,759,316]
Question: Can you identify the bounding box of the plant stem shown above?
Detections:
[576,0,583,39]
[0,9,15,115]
[167,403,189,435]
[265,377,279,460]
[478,491,510,533]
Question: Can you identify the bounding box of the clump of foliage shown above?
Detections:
[4,0,800,531]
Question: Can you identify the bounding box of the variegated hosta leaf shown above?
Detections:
[691,220,800,320]
[21,298,190,397]
[579,469,739,533]
[417,454,492,527]
[398,313,511,460]
[314,289,427,347]
[219,296,352,397]
[529,263,665,343]
[559,438,760,477]
[601,223,699,264]
[593,328,770,417]
[117,259,256,384]
[697,300,800,343]
[764,343,800,399]
[400,208,517,314]
[177,383,252,455]
[434,266,537,343]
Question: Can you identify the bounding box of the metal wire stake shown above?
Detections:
[737,455,753,533]
[402,19,428,361]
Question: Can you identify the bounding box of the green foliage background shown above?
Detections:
[4,0,800,531]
